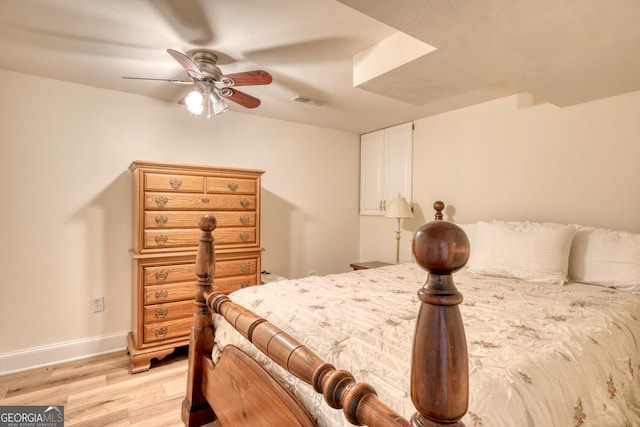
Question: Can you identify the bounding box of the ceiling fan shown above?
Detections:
[123,49,273,118]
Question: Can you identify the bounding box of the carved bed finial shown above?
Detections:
[410,203,470,426]
[433,200,444,220]
[414,204,469,275]
[198,213,217,231]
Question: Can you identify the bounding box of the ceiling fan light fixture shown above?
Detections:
[185,89,204,116]
[210,91,230,115]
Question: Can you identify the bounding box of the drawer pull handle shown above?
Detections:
[240,281,250,288]
[169,179,182,189]
[240,199,250,208]
[228,182,238,192]
[239,232,250,241]
[202,197,210,204]
[240,264,250,273]
[155,290,168,300]
[155,196,168,208]
[155,271,168,281]
[155,308,169,318]
[154,327,168,337]
[155,235,168,245]
[239,216,250,225]
[155,216,168,226]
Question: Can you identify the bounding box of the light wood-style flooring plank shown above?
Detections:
[0,348,196,426]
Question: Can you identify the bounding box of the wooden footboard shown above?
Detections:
[182,201,470,426]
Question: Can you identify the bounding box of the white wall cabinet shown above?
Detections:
[359,122,413,215]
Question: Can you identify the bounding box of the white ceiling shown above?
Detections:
[1,0,639,134]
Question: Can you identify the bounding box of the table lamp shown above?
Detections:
[384,195,414,263]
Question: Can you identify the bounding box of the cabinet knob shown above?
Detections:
[202,197,210,204]
[154,327,168,337]
[240,264,250,273]
[155,290,168,300]
[239,216,250,225]
[228,182,238,192]
[240,199,250,208]
[239,281,250,288]
[239,232,250,241]
[154,216,168,226]
[169,179,182,189]
[154,235,168,245]
[154,271,169,281]
[154,308,169,318]
[154,196,168,208]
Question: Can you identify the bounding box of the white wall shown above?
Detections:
[360,91,640,263]
[0,70,360,361]
[4,67,639,370]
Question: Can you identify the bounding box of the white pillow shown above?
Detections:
[569,226,640,293]
[455,223,476,252]
[467,221,576,284]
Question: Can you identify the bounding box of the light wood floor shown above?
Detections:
[0,347,212,426]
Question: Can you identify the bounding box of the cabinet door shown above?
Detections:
[359,122,412,216]
[383,122,412,206]
[359,130,386,215]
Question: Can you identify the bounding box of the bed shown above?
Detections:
[181,202,640,426]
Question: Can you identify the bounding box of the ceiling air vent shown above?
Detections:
[291,95,324,106]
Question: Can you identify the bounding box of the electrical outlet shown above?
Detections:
[91,297,104,312]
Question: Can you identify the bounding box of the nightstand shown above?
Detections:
[349,261,392,270]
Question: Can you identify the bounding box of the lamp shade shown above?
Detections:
[385,196,413,219]
[210,91,230,115]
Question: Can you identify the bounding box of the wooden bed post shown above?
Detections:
[182,214,217,426]
[410,201,470,426]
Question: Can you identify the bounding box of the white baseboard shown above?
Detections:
[0,332,128,375]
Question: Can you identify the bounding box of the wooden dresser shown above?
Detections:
[128,160,264,373]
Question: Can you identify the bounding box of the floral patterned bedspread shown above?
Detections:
[213,263,640,427]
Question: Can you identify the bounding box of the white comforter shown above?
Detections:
[213,263,640,427]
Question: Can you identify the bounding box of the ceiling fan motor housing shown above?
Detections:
[190,50,222,81]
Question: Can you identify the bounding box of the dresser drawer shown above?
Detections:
[214,228,257,245]
[214,275,258,294]
[143,317,193,344]
[145,193,256,210]
[144,283,193,304]
[215,258,258,278]
[144,227,257,249]
[145,173,204,192]
[206,177,256,194]
[144,211,256,229]
[143,260,258,304]
[144,263,196,285]
[144,300,194,324]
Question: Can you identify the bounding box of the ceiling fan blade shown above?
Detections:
[167,49,204,80]
[220,70,273,87]
[219,88,261,109]
[122,77,193,85]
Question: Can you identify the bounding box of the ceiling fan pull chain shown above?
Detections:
[204,89,212,119]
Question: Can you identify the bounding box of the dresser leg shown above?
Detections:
[127,332,180,374]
